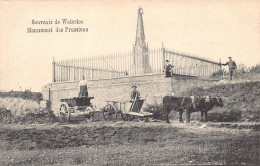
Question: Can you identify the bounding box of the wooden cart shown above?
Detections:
[58,96,100,122]
[102,98,153,121]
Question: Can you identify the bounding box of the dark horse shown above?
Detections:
[163,96,224,123]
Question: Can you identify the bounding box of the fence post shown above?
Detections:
[91,69,94,79]
[219,58,223,79]
[161,43,165,73]
[73,66,76,81]
[52,57,55,83]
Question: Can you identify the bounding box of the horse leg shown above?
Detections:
[185,109,191,123]
[164,105,170,123]
[165,112,170,123]
[200,111,204,122]
[205,111,208,122]
[179,110,184,123]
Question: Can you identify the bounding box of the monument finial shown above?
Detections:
[138,7,143,14]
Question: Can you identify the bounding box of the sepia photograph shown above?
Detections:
[0,0,259,165]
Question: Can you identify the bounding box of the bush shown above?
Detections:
[0,90,43,103]
[211,69,223,78]
[207,109,242,122]
[0,108,13,124]
[0,107,58,124]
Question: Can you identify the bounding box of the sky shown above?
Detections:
[0,0,259,92]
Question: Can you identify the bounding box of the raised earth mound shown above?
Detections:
[145,81,260,122]
[181,80,260,122]
[0,90,57,124]
[0,107,58,124]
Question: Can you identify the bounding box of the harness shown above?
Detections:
[161,96,223,121]
[181,96,211,111]
[190,96,196,109]
[216,97,220,104]
[160,96,198,120]
[180,97,185,107]
[205,95,210,102]
[201,96,211,111]
[178,96,193,110]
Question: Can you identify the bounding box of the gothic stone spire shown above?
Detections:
[131,7,151,75]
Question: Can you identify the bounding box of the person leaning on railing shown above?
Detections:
[78,75,88,97]
[163,60,174,77]
[222,57,237,80]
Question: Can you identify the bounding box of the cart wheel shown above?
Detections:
[85,112,94,122]
[121,114,135,121]
[138,117,145,122]
[121,114,129,121]
[85,107,94,122]
[102,104,117,121]
[59,103,70,122]
[138,117,149,122]
[148,117,154,122]
[128,115,135,121]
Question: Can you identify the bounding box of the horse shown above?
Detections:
[162,96,223,123]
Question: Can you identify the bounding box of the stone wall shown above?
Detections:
[170,74,216,96]
[42,74,218,115]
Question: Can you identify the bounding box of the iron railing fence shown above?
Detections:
[52,48,221,82]
[163,49,222,78]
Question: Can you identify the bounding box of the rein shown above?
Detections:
[180,97,185,107]
[177,96,194,110]
[216,97,220,105]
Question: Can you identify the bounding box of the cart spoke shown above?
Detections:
[59,104,70,122]
[103,104,117,121]
[85,113,94,122]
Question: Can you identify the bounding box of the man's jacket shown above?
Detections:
[131,90,140,100]
[223,61,237,69]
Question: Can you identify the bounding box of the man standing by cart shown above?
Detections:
[130,85,142,113]
[222,57,237,80]
[131,85,140,101]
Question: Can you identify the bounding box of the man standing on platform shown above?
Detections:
[222,57,237,80]
[164,60,174,77]
[78,75,88,97]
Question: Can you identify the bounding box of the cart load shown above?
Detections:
[58,96,100,122]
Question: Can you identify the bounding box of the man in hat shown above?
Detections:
[222,57,237,80]
[164,60,174,77]
[131,85,140,101]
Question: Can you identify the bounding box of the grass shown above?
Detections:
[211,63,260,80]
[0,122,259,165]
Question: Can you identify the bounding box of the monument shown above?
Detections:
[131,7,152,75]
